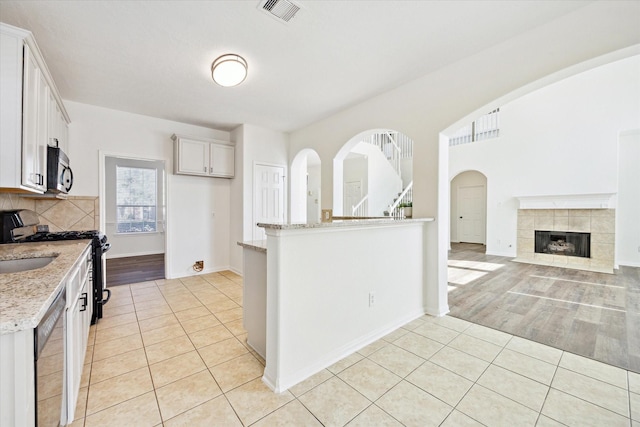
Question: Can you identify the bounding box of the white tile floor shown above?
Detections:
[70,272,639,426]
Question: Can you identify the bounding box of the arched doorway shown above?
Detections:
[334,129,413,217]
[290,149,321,224]
[450,170,487,246]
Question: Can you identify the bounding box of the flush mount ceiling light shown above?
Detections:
[211,54,248,87]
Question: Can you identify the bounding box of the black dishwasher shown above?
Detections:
[35,287,66,427]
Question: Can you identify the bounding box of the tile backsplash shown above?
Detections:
[0,193,99,232]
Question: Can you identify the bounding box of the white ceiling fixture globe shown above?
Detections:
[211,54,248,87]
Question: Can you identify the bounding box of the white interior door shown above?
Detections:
[344,181,362,216]
[254,164,285,240]
[458,184,485,244]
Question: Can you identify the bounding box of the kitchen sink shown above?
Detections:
[0,256,57,274]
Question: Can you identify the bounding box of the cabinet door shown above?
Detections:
[21,44,48,192]
[176,138,209,176]
[35,71,49,192]
[210,144,235,178]
[21,44,41,190]
[65,274,91,421]
[66,294,83,422]
[48,94,69,153]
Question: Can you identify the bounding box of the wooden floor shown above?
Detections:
[448,243,640,372]
[106,254,165,286]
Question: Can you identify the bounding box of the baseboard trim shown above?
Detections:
[262,308,426,393]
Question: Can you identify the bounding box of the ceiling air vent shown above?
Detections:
[259,0,301,23]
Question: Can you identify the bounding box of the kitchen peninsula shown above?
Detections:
[239,218,435,393]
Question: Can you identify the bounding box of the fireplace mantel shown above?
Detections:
[516,193,616,210]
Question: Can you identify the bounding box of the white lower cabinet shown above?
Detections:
[0,244,92,427]
[65,247,92,422]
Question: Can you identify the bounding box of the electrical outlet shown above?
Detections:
[369,291,375,307]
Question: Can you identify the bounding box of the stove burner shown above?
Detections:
[22,230,103,242]
[17,229,110,324]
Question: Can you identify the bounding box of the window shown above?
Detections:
[116,166,157,233]
[449,108,500,146]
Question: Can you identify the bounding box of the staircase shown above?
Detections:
[363,131,413,176]
[361,131,413,218]
[386,182,413,218]
[349,131,414,217]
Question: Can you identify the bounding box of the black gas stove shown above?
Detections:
[0,210,111,324]
[22,230,105,242]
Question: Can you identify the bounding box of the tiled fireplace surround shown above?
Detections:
[515,208,615,274]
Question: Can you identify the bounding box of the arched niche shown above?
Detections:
[290,148,322,223]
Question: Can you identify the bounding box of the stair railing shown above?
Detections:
[364,131,404,176]
[388,181,413,218]
[351,194,369,217]
[385,132,401,176]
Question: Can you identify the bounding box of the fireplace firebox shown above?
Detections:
[534,230,591,258]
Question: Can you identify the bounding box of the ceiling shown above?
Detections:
[0,1,638,133]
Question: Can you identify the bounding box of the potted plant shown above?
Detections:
[404,202,412,218]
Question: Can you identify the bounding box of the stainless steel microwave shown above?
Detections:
[47,146,73,193]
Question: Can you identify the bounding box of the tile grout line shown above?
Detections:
[77,272,636,426]
[153,275,265,425]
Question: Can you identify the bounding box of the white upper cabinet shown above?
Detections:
[0,23,70,193]
[175,137,209,176]
[172,134,235,178]
[21,43,46,191]
[210,144,235,178]
[49,90,69,153]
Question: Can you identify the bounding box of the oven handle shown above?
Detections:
[80,292,88,312]
[102,288,111,305]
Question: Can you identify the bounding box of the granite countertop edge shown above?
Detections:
[0,240,91,335]
[237,240,267,253]
[257,218,434,230]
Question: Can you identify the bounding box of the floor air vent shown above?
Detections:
[259,0,301,23]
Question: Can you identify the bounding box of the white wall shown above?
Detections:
[450,171,487,243]
[617,129,640,267]
[65,101,232,278]
[263,221,431,392]
[228,124,288,274]
[229,125,244,274]
[449,55,640,261]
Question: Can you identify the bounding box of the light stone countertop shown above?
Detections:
[237,240,267,253]
[257,217,434,230]
[0,240,91,334]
